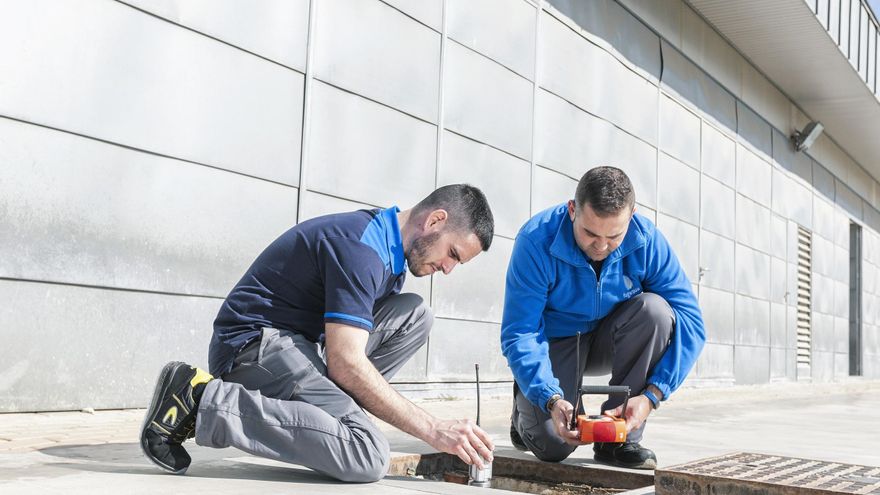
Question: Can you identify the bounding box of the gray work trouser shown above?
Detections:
[194,293,433,482]
[512,292,674,462]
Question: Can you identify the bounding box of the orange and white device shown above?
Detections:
[571,385,630,444]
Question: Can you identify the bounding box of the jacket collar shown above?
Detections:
[549,208,647,267]
[381,206,406,275]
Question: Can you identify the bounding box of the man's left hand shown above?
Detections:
[603,395,653,434]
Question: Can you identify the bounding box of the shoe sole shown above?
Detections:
[594,450,657,470]
[140,361,189,475]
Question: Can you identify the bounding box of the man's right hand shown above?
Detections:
[427,418,495,469]
[550,398,588,446]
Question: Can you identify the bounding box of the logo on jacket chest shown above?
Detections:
[622,275,642,299]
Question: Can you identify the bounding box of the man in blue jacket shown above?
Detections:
[502,166,705,469]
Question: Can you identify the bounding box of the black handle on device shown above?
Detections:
[577,385,630,419]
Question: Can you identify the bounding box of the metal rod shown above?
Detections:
[475,363,481,427]
[570,332,581,430]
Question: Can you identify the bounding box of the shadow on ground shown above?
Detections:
[37,442,345,485]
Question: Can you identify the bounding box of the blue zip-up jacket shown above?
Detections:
[501,204,705,410]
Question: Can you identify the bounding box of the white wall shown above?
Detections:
[1,0,877,411]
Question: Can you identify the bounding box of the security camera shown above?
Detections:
[791,121,823,152]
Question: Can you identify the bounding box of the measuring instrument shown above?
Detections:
[568,332,630,443]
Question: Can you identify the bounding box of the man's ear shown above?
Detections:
[423,209,449,232]
[567,200,577,221]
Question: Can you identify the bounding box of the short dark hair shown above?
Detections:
[412,184,494,251]
[574,166,635,216]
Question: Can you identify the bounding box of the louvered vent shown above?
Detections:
[796,226,812,381]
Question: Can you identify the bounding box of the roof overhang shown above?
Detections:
[687,0,880,182]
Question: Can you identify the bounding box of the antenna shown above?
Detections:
[570,332,581,430]
[475,363,481,426]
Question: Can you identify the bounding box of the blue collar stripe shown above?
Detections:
[360,206,406,275]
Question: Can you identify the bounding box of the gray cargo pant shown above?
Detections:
[512,292,674,462]
[193,293,432,482]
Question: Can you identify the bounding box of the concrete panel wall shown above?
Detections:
[444,40,533,160]
[658,153,700,225]
[446,0,536,80]
[0,119,298,298]
[4,0,880,411]
[123,0,310,70]
[314,0,440,123]
[0,0,304,185]
[540,10,658,145]
[0,280,220,412]
[383,0,443,31]
[307,81,437,208]
[439,132,531,238]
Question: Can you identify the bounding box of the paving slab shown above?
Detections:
[0,380,878,494]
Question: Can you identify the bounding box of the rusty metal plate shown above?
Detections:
[388,452,653,492]
[656,452,880,494]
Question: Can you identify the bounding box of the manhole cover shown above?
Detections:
[388,452,653,494]
[656,452,880,494]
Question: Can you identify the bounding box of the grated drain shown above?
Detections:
[656,452,880,494]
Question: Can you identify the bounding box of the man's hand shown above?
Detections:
[549,399,588,446]
[427,418,495,468]
[324,323,494,468]
[603,395,653,433]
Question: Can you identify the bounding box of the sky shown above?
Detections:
[869,0,880,19]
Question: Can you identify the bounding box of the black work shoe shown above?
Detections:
[510,423,528,451]
[593,442,657,470]
[140,361,213,474]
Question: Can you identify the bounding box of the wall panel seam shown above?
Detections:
[0,115,298,189]
[313,78,438,127]
[113,0,304,74]
[444,129,531,165]
[530,0,543,216]
[544,4,660,86]
[0,277,226,300]
[377,0,441,33]
[446,36,534,83]
[537,88,658,154]
[296,0,318,223]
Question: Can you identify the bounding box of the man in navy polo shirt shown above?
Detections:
[502,167,705,469]
[140,184,496,482]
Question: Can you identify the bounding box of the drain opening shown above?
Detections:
[388,453,653,494]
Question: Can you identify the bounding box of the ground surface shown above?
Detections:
[1,380,878,494]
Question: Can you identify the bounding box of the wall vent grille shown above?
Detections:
[796,226,813,380]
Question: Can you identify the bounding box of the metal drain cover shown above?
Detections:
[656,452,880,494]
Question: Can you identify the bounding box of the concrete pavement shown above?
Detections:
[1,379,878,494]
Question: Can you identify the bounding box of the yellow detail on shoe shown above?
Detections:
[173,395,190,414]
[189,367,213,388]
[151,420,172,435]
[162,406,178,426]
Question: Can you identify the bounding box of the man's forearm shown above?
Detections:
[329,355,437,443]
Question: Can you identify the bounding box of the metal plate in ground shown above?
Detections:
[655,452,880,494]
[388,452,653,493]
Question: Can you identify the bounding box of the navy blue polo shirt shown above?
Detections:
[208,207,407,375]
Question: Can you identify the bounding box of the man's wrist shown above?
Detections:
[545,394,563,413]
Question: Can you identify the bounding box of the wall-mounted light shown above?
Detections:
[791,121,824,152]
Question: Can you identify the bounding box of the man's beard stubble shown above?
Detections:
[405,231,442,276]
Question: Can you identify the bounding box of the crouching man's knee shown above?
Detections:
[520,421,577,463]
[335,431,391,483]
[533,440,577,463]
[632,292,674,338]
